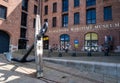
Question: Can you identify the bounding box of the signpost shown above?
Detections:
[34,14,44,78]
[74,40,79,48]
[35,0,43,78]
[72,40,79,56]
[35,14,48,78]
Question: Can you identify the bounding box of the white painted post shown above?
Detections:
[35,14,43,78]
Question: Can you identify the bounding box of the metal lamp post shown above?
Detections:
[35,0,43,78]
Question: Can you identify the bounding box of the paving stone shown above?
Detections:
[118,80,120,83]
[80,63,94,72]
[1,54,120,83]
[117,64,120,78]
[103,76,117,83]
[94,64,117,77]
[85,72,104,82]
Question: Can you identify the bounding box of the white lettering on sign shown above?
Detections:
[48,22,120,33]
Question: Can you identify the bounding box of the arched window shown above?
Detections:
[60,34,70,50]
[84,32,98,51]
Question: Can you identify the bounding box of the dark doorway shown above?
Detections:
[43,36,49,49]
[0,31,10,53]
[18,39,27,49]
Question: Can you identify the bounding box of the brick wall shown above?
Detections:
[0,0,120,52]
[0,0,38,52]
[42,0,120,51]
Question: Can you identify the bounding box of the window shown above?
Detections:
[52,17,57,27]
[104,6,112,21]
[20,28,27,38]
[74,0,80,7]
[18,39,27,49]
[21,12,27,26]
[22,0,28,11]
[35,0,38,1]
[86,9,96,24]
[0,5,7,19]
[44,19,48,22]
[34,5,38,14]
[62,14,68,27]
[86,0,96,7]
[44,0,48,2]
[103,0,109,1]
[74,12,80,24]
[53,2,57,13]
[62,0,68,12]
[84,32,98,52]
[33,18,36,28]
[60,34,70,50]
[44,5,48,15]
[3,0,8,2]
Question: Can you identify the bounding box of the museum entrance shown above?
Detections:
[84,32,98,52]
[60,34,70,50]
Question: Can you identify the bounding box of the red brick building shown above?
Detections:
[0,0,38,53]
[42,0,120,52]
[0,0,120,53]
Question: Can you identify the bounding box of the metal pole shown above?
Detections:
[35,0,43,78]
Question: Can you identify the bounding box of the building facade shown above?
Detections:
[42,0,120,52]
[0,0,39,53]
[0,0,120,53]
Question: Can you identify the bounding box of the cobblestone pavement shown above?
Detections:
[0,54,104,83]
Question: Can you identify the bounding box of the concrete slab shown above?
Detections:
[1,53,120,83]
[0,54,103,83]
[117,64,120,78]
[0,61,45,83]
[43,57,120,83]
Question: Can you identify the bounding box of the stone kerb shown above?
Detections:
[43,58,120,80]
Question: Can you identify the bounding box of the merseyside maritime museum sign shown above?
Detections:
[48,22,120,33]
